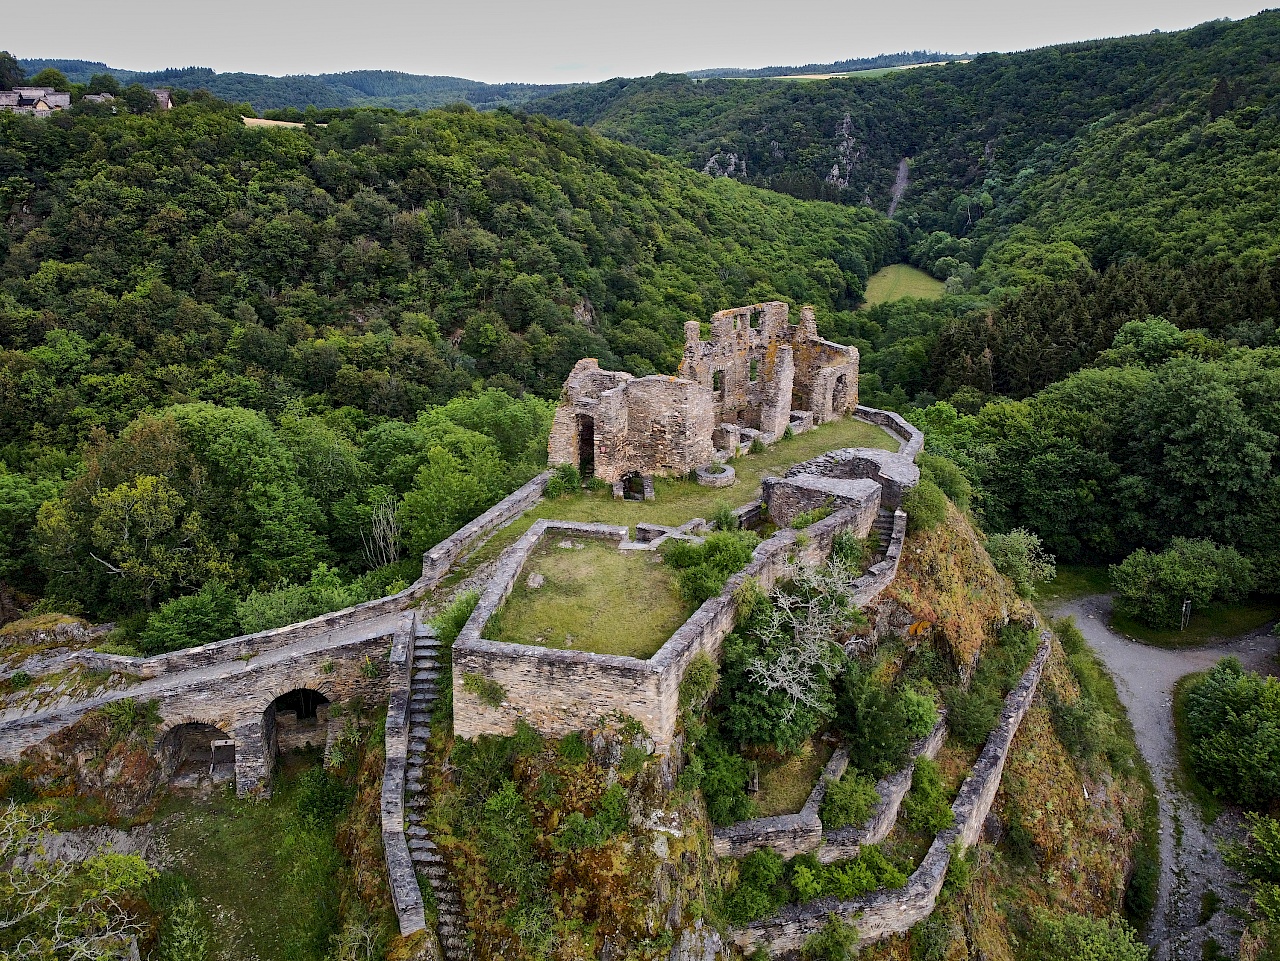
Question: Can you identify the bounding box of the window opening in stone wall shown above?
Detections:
[622,472,645,501]
[749,359,758,382]
[577,414,595,478]
[748,310,758,330]
[272,688,330,722]
[712,370,724,396]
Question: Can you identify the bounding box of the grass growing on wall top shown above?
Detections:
[487,540,689,659]
[861,264,945,307]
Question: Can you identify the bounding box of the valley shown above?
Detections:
[2,9,1279,960]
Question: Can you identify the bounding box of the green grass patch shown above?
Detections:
[487,540,689,659]
[749,740,834,818]
[861,264,945,307]
[1171,671,1223,822]
[154,753,348,961]
[1037,564,1112,606]
[1111,596,1278,649]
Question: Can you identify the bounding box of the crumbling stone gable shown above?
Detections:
[548,304,860,484]
[679,302,858,432]
[548,360,714,484]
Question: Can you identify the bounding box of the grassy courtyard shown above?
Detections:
[487,540,689,659]
[441,414,897,593]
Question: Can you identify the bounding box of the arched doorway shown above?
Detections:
[159,722,235,789]
[266,689,332,755]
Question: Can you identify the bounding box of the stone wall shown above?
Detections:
[761,475,882,529]
[381,617,427,935]
[785,448,920,509]
[731,636,1051,953]
[453,509,863,752]
[854,405,924,459]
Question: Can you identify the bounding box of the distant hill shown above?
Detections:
[687,50,965,79]
[16,59,573,112]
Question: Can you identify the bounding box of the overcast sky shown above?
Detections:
[6,0,1267,83]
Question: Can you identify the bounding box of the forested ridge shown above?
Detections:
[0,94,895,635]
[533,12,1280,287]
[18,58,574,112]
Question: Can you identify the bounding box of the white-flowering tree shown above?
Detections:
[745,554,864,722]
[0,802,155,959]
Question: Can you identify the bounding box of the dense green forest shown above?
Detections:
[18,58,573,112]
[0,94,895,632]
[534,13,1280,288]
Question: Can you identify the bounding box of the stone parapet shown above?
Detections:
[853,405,924,459]
[381,617,427,935]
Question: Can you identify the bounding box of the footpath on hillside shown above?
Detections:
[1052,594,1278,961]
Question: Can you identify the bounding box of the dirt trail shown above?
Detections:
[1053,595,1278,960]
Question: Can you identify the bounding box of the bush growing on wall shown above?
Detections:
[664,530,760,606]
[1111,538,1254,628]
[819,770,879,830]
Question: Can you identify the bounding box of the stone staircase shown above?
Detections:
[871,508,896,553]
[404,619,471,960]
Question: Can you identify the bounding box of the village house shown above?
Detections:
[0,86,71,116]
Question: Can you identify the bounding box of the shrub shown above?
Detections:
[901,758,955,835]
[679,653,719,711]
[294,766,353,826]
[664,530,760,606]
[723,848,787,924]
[899,686,939,739]
[986,528,1057,598]
[917,453,972,511]
[433,590,479,649]
[478,780,544,896]
[99,697,161,742]
[699,735,755,826]
[834,668,912,778]
[1225,813,1280,923]
[750,438,767,455]
[831,531,875,569]
[819,771,879,830]
[558,731,590,765]
[943,686,1001,749]
[711,502,739,532]
[544,463,581,498]
[1111,538,1255,628]
[1184,658,1280,805]
[8,671,32,690]
[139,581,240,655]
[553,784,630,850]
[1025,911,1150,961]
[236,564,362,634]
[903,477,949,534]
[791,505,834,529]
[802,914,859,961]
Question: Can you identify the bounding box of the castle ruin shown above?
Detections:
[548,302,859,489]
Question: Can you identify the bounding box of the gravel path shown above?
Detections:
[1053,595,1278,959]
